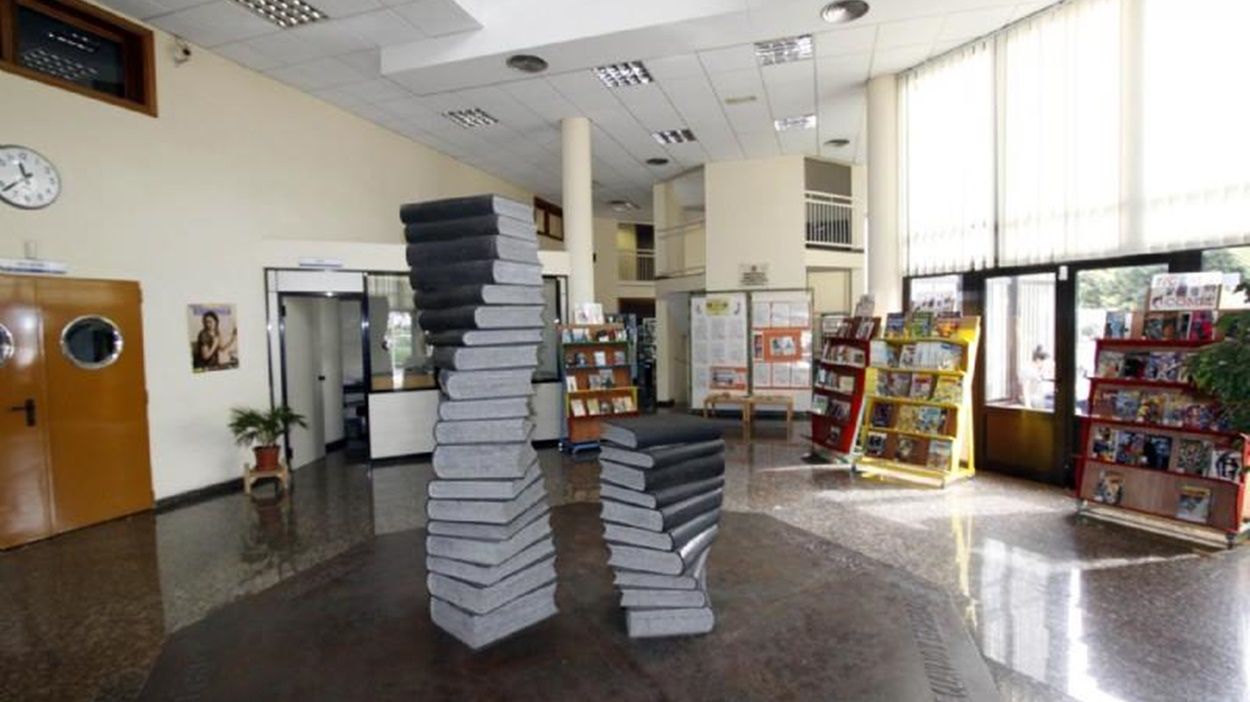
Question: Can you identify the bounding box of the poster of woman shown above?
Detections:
[188,303,239,372]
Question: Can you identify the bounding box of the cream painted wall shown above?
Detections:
[704,155,806,290]
[0,24,537,499]
[592,216,620,314]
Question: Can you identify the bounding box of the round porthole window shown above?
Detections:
[0,323,13,368]
[60,316,123,370]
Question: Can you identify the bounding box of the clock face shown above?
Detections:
[0,146,61,210]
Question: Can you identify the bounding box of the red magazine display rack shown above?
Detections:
[810,316,878,460]
[1077,337,1249,547]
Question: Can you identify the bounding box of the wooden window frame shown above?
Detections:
[0,0,157,116]
[533,196,563,242]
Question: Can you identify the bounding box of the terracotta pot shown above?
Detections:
[253,445,281,472]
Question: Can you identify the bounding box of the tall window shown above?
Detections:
[899,41,994,275]
[985,273,1056,410]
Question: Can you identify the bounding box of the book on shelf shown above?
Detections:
[587,398,601,415]
[1103,311,1131,339]
[887,372,912,398]
[570,399,587,417]
[870,341,892,367]
[831,400,852,422]
[855,318,879,340]
[1175,437,1213,476]
[836,374,856,394]
[865,432,888,458]
[593,350,608,366]
[894,436,925,464]
[1176,485,1213,524]
[931,377,961,404]
[612,396,633,414]
[907,311,934,338]
[898,344,917,368]
[927,439,953,470]
[812,394,830,416]
[1090,386,1222,432]
[910,374,934,400]
[913,406,949,435]
[1091,426,1117,462]
[566,376,579,392]
[1093,470,1125,505]
[933,315,960,339]
[1210,447,1243,481]
[869,403,893,428]
[883,313,906,339]
[613,350,627,365]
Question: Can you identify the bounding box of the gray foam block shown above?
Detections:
[425,328,543,347]
[427,557,557,616]
[426,513,552,566]
[432,344,539,371]
[428,502,549,540]
[619,588,707,609]
[430,583,558,651]
[438,397,532,421]
[433,444,536,479]
[601,506,719,552]
[625,606,715,639]
[599,439,726,469]
[426,477,546,524]
[600,488,723,532]
[427,538,555,587]
[606,524,718,575]
[439,369,535,400]
[428,461,542,500]
[434,418,534,444]
[613,551,708,591]
[599,475,725,510]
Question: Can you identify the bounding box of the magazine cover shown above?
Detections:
[933,315,960,339]
[1103,311,1130,339]
[1176,486,1213,523]
[894,406,919,433]
[1175,438,1213,475]
[570,399,586,417]
[812,394,830,415]
[932,377,962,404]
[898,344,918,368]
[888,372,913,398]
[1095,351,1125,378]
[1114,431,1145,465]
[865,431,888,458]
[831,400,852,422]
[1093,470,1125,505]
[883,313,907,339]
[1208,447,1243,481]
[1122,352,1149,378]
[908,311,934,338]
[895,436,924,464]
[1142,434,1173,470]
[869,403,894,428]
[1090,426,1117,462]
[1189,310,1215,341]
[910,374,934,399]
[1137,392,1165,424]
[1112,391,1141,421]
[1091,388,1118,417]
[927,439,953,470]
[915,407,948,435]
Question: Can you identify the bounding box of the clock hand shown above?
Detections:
[2,178,23,193]
[17,163,30,179]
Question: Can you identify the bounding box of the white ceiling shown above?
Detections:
[101,0,1054,218]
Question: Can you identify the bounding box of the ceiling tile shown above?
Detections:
[267,56,370,90]
[311,0,382,18]
[644,54,705,81]
[706,68,765,101]
[736,130,780,159]
[765,80,815,117]
[337,78,411,102]
[214,40,286,72]
[337,48,381,75]
[544,69,608,97]
[759,59,813,86]
[391,0,481,37]
[289,20,378,55]
[697,44,757,73]
[816,52,871,93]
[335,8,425,46]
[240,31,324,66]
[870,44,932,76]
[938,6,1014,41]
[154,2,275,47]
[814,25,877,58]
[1009,1,1053,22]
[96,0,168,20]
[777,127,817,155]
[875,16,943,50]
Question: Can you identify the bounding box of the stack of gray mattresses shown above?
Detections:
[403,194,557,650]
[598,414,725,638]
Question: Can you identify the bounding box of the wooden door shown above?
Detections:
[37,278,152,534]
[0,275,53,548]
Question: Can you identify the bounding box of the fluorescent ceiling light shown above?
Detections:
[821,0,870,24]
[774,114,817,132]
[724,95,758,106]
[594,61,653,88]
[229,0,327,28]
[652,128,697,144]
[444,108,499,128]
[609,200,640,212]
[755,34,813,66]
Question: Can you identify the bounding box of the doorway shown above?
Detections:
[0,275,153,548]
[279,293,367,469]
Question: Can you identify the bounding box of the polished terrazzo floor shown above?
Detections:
[2,417,1249,701]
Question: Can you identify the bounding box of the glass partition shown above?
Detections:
[1202,245,1250,310]
[1074,264,1167,411]
[985,273,1056,410]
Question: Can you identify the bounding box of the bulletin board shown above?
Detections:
[749,289,813,412]
[690,292,750,409]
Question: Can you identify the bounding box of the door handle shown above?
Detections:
[7,398,35,427]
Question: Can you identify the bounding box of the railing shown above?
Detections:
[656,220,706,278]
[805,190,854,248]
[618,248,656,282]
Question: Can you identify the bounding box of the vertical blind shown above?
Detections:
[899,0,1250,275]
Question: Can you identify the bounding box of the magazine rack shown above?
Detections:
[854,314,981,488]
[559,323,639,453]
[810,317,877,461]
[1076,338,1249,547]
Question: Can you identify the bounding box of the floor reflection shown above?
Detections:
[3,419,1250,701]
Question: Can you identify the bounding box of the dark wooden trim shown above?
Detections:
[0,0,156,116]
[534,196,564,242]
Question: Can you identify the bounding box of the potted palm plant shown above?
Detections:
[1188,282,1250,470]
[228,406,307,472]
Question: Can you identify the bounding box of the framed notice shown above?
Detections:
[691,292,749,407]
[1148,272,1224,312]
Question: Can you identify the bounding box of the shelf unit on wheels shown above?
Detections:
[854,315,982,488]
[809,317,878,464]
[1076,338,1249,548]
[558,323,639,454]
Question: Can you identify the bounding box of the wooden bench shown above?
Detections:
[702,393,794,437]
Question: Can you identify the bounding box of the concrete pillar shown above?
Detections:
[866,74,903,313]
[562,117,595,306]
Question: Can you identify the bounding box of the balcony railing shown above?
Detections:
[618,248,656,282]
[805,190,854,248]
[656,220,706,278]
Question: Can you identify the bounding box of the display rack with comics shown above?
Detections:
[1076,273,1249,546]
[811,315,879,459]
[559,323,640,452]
[855,311,982,487]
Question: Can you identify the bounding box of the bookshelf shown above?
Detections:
[559,323,639,451]
[810,316,878,459]
[854,313,982,488]
[1076,337,1249,546]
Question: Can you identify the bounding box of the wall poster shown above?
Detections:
[749,289,813,411]
[188,303,239,372]
[691,292,749,408]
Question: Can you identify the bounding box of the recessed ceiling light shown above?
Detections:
[755,35,813,66]
[609,200,640,212]
[443,108,498,128]
[821,0,870,24]
[652,128,697,144]
[645,157,670,166]
[774,114,817,132]
[724,95,758,106]
[506,54,548,73]
[825,138,850,148]
[229,0,327,28]
[594,61,653,88]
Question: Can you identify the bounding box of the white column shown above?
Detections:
[866,74,903,314]
[562,117,595,306]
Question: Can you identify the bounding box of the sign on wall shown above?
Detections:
[188,303,239,372]
[739,263,769,287]
[691,292,749,407]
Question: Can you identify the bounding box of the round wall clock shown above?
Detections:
[0,145,61,210]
